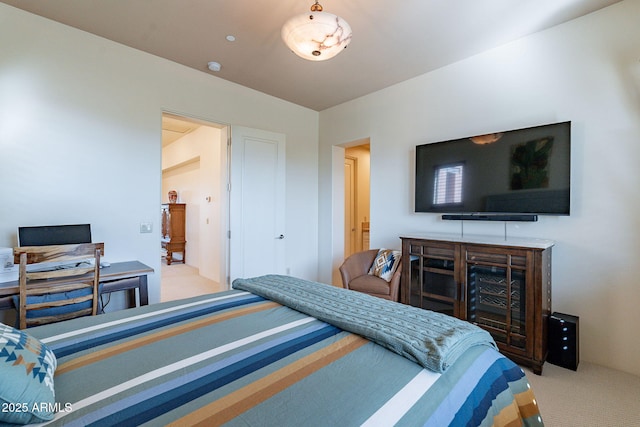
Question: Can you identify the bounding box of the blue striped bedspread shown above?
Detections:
[22,284,543,426]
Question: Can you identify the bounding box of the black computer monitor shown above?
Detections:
[18,224,92,246]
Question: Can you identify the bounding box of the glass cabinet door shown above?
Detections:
[407,242,460,317]
[466,249,528,351]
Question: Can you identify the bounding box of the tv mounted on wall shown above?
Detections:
[415,121,571,219]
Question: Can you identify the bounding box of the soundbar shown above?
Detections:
[441,214,538,222]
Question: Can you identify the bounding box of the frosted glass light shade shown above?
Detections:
[281,11,352,61]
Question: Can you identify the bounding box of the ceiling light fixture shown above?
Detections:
[281,1,352,61]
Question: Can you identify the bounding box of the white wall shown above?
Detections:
[319,0,640,376]
[0,4,320,316]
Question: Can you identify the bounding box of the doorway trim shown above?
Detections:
[344,155,357,258]
[330,139,371,285]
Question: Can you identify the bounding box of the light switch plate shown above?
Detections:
[140,222,153,233]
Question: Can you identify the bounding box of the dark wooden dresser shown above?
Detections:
[161,203,186,265]
[400,233,553,374]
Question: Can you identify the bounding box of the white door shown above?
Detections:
[229,126,286,284]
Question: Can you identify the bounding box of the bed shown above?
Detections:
[1,275,543,426]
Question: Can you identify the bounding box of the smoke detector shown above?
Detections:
[207,61,221,72]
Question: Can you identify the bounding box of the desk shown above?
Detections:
[0,261,154,311]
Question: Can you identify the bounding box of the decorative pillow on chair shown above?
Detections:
[0,322,57,424]
[368,249,401,282]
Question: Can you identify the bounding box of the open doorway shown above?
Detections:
[160,113,229,301]
[344,142,371,259]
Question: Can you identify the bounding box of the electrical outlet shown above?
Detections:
[140,222,153,233]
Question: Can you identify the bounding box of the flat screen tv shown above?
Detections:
[415,121,571,216]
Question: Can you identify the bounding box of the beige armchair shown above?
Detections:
[339,249,402,302]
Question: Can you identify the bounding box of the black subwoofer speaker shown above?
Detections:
[548,312,579,370]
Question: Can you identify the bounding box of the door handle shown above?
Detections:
[276,234,285,239]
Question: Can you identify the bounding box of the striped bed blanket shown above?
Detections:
[14,276,542,426]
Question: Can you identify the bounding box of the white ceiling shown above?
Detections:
[2,0,621,111]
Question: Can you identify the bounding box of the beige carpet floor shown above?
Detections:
[160,265,640,426]
[525,362,640,426]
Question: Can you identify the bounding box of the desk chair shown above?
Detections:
[13,243,104,329]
